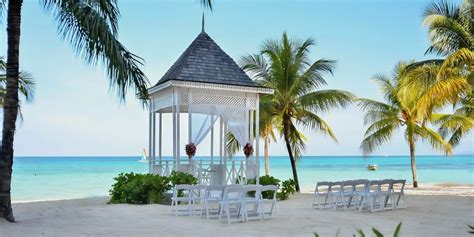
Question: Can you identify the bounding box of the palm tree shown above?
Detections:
[422,0,473,56]
[241,33,354,192]
[358,61,454,188]
[0,0,212,222]
[421,0,474,148]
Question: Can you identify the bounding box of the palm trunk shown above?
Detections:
[264,136,270,176]
[0,0,23,222]
[409,139,418,188]
[282,118,300,192]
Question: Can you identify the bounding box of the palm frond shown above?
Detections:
[200,0,213,11]
[226,131,240,157]
[297,109,338,142]
[417,75,470,114]
[433,113,474,146]
[240,54,270,84]
[360,124,397,155]
[356,98,396,113]
[422,0,473,55]
[415,125,453,155]
[290,58,335,96]
[299,89,354,113]
[42,0,149,103]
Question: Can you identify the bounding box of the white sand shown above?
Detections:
[1,191,473,237]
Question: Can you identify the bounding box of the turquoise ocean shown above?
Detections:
[11,155,473,202]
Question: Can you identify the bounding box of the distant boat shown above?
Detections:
[367,164,378,171]
[139,149,148,163]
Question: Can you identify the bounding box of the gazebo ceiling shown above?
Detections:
[153,31,263,89]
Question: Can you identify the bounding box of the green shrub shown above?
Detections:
[237,175,296,200]
[276,179,296,200]
[108,172,172,204]
[169,171,198,186]
[108,171,199,204]
[314,222,402,237]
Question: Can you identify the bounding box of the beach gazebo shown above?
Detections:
[147,28,273,185]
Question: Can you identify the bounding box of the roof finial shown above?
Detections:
[201,13,205,32]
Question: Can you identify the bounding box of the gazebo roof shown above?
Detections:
[154,32,261,88]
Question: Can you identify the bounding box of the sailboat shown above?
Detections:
[139,149,148,162]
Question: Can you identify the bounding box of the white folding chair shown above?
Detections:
[260,185,278,219]
[359,180,384,212]
[352,179,369,210]
[218,185,245,224]
[190,185,207,215]
[312,181,332,209]
[391,179,407,210]
[334,180,355,210]
[328,181,343,209]
[242,185,263,221]
[171,184,194,216]
[201,185,223,219]
[380,179,395,210]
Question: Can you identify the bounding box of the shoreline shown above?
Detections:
[11,183,474,204]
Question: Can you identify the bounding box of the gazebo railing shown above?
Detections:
[150,158,253,185]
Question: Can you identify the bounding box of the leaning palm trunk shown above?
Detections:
[409,139,418,188]
[0,0,23,222]
[283,119,300,192]
[264,136,270,175]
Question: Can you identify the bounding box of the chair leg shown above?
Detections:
[218,203,223,223]
[226,204,231,224]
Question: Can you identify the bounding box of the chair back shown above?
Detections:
[353,179,368,193]
[260,185,278,200]
[380,179,393,192]
[223,185,244,201]
[204,185,224,200]
[342,180,355,194]
[315,181,331,194]
[191,184,207,198]
[173,184,193,199]
[367,180,382,194]
[391,179,406,193]
[244,185,262,198]
[330,181,343,193]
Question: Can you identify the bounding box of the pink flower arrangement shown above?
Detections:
[243,143,254,158]
[185,143,196,159]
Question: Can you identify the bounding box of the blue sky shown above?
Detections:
[2,0,472,156]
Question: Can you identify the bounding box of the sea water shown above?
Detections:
[11,155,473,202]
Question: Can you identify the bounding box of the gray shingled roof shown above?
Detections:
[155,32,260,88]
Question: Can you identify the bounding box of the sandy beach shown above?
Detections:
[1,188,473,237]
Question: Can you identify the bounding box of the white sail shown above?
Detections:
[139,149,148,162]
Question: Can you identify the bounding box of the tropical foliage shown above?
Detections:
[314,222,402,237]
[358,61,455,187]
[239,32,354,191]
[421,0,474,147]
[0,56,35,109]
[0,0,213,222]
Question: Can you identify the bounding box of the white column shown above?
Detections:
[223,122,228,185]
[249,109,254,143]
[219,118,223,165]
[152,112,156,165]
[256,95,260,184]
[148,111,153,173]
[210,115,214,165]
[172,91,177,168]
[176,92,181,167]
[188,91,192,144]
[159,112,162,163]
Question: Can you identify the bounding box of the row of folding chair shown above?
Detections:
[171,184,278,224]
[312,179,406,212]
